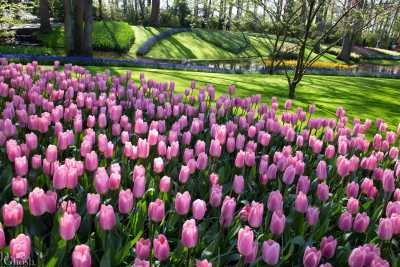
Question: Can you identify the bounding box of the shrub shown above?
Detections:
[36,21,135,52]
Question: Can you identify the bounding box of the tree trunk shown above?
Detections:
[149,0,160,26]
[40,0,52,33]
[226,3,233,31]
[288,82,296,99]
[98,0,103,18]
[82,0,93,56]
[74,0,84,55]
[64,0,74,56]
[218,0,225,30]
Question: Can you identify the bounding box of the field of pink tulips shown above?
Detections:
[0,58,399,267]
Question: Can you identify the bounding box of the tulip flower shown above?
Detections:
[153,235,170,262]
[10,234,31,263]
[262,240,280,265]
[181,219,198,248]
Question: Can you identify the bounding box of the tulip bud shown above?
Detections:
[338,211,353,231]
[320,236,337,258]
[12,176,28,197]
[248,201,264,228]
[192,199,207,220]
[220,196,236,227]
[99,204,116,231]
[270,211,285,236]
[148,199,165,223]
[10,234,31,263]
[175,191,191,215]
[86,193,101,215]
[118,189,134,214]
[378,218,393,240]
[306,207,319,226]
[135,238,151,260]
[262,240,280,265]
[295,192,308,213]
[237,226,254,256]
[268,191,283,212]
[181,219,198,248]
[72,244,92,267]
[353,212,370,233]
[153,234,170,261]
[3,200,23,227]
[303,247,321,267]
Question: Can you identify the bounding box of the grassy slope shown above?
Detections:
[146,30,347,65]
[128,26,168,58]
[87,66,400,128]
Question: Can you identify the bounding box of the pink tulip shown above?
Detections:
[12,176,28,197]
[99,204,116,231]
[262,240,280,265]
[196,259,212,267]
[159,176,171,192]
[0,223,4,249]
[233,175,244,194]
[316,160,327,180]
[175,191,191,215]
[86,193,101,215]
[14,156,28,177]
[294,192,308,213]
[306,207,319,225]
[316,183,329,201]
[220,196,236,227]
[85,151,98,171]
[267,191,283,212]
[135,238,151,259]
[270,211,285,236]
[320,236,337,258]
[153,157,164,173]
[303,247,321,267]
[10,234,31,263]
[94,168,109,194]
[192,199,207,220]
[179,165,190,183]
[46,144,58,162]
[60,212,78,240]
[353,212,370,233]
[297,175,310,194]
[346,182,359,198]
[237,226,254,256]
[153,234,170,261]
[28,187,47,216]
[72,244,92,267]
[378,218,393,240]
[248,201,264,228]
[347,197,359,214]
[133,175,146,198]
[338,211,353,231]
[181,219,198,248]
[209,184,222,208]
[244,241,258,263]
[148,199,165,223]
[348,247,366,267]
[133,258,150,267]
[3,200,23,227]
[282,165,296,185]
[118,189,134,214]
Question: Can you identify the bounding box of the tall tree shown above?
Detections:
[64,0,93,56]
[98,0,103,18]
[39,0,52,33]
[149,0,160,26]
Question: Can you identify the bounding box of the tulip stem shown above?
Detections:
[186,248,191,267]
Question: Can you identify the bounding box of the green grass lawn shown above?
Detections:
[86,66,400,128]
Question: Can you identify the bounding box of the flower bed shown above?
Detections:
[0,58,399,266]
